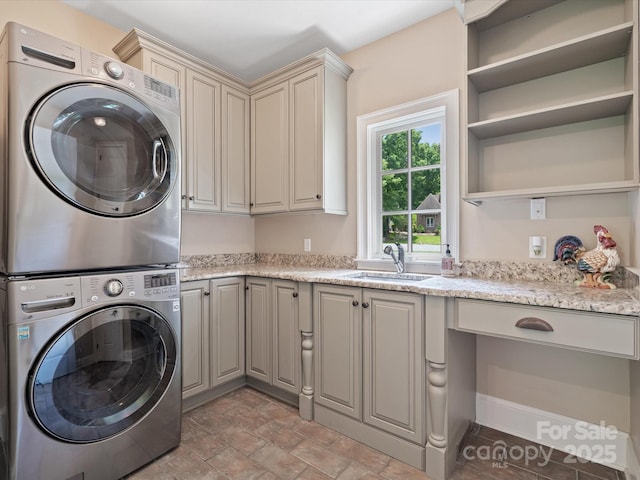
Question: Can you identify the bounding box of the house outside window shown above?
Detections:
[356,90,459,273]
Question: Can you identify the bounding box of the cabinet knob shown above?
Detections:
[245,286,250,290]
[204,291,210,296]
[250,202,254,207]
[352,300,359,307]
[316,194,322,199]
[362,302,369,308]
[189,195,195,201]
[181,194,187,200]
[293,292,298,298]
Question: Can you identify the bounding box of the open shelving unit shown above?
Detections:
[464,0,639,203]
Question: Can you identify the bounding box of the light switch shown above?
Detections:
[530,198,546,220]
[304,238,311,252]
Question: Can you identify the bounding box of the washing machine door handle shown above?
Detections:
[152,138,168,185]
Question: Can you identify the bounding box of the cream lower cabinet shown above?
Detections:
[313,284,426,462]
[181,278,245,401]
[245,277,301,396]
[181,280,210,398]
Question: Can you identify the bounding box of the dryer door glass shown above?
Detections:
[28,306,177,443]
[27,83,178,216]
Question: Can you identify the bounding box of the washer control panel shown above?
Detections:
[80,269,179,305]
[8,269,180,324]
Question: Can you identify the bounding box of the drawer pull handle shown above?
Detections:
[515,317,554,332]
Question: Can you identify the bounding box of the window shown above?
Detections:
[356,90,459,273]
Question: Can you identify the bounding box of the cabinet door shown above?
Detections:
[181,281,210,398]
[246,277,271,382]
[271,280,300,394]
[210,277,245,387]
[313,284,361,420]
[289,66,324,211]
[186,70,221,212]
[145,53,189,209]
[362,289,425,443]
[222,85,250,213]
[251,82,289,214]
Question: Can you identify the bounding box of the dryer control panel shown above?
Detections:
[5,22,179,110]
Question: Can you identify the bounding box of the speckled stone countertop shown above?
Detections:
[180,264,640,316]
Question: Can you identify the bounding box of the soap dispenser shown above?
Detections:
[441,244,455,277]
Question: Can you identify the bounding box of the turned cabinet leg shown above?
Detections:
[299,331,314,420]
[427,361,447,449]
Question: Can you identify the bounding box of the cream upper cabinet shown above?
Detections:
[143,54,188,206]
[113,29,250,214]
[114,33,350,216]
[289,67,324,211]
[186,69,221,211]
[250,51,352,215]
[464,0,639,203]
[250,83,289,214]
[222,85,251,213]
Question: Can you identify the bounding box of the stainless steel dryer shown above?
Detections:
[0,22,181,275]
[2,268,181,480]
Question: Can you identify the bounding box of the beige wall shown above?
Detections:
[477,336,631,429]
[181,212,254,255]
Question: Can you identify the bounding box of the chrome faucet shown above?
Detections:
[384,242,405,273]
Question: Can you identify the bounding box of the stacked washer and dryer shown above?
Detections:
[0,23,183,480]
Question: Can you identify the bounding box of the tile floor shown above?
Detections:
[125,387,625,480]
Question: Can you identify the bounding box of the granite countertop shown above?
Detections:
[180,264,640,316]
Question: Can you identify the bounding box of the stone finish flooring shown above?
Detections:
[125,387,625,480]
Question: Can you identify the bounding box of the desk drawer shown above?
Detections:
[455,299,638,359]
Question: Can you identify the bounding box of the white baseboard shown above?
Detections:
[626,437,640,480]
[475,393,628,471]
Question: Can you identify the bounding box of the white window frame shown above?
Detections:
[356,90,459,274]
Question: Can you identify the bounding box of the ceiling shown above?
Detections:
[62,0,455,82]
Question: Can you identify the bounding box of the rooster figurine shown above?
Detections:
[553,225,620,289]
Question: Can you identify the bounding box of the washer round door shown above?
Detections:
[26,83,178,216]
[28,305,177,443]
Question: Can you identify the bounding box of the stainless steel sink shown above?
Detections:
[345,271,432,283]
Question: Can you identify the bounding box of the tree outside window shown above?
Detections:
[381,124,442,255]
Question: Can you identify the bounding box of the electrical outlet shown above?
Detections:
[304,238,311,252]
[529,236,546,259]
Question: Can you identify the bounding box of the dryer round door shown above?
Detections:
[26,83,178,216]
[28,305,177,443]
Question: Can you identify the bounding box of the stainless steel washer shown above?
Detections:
[1,268,181,480]
[0,22,182,275]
